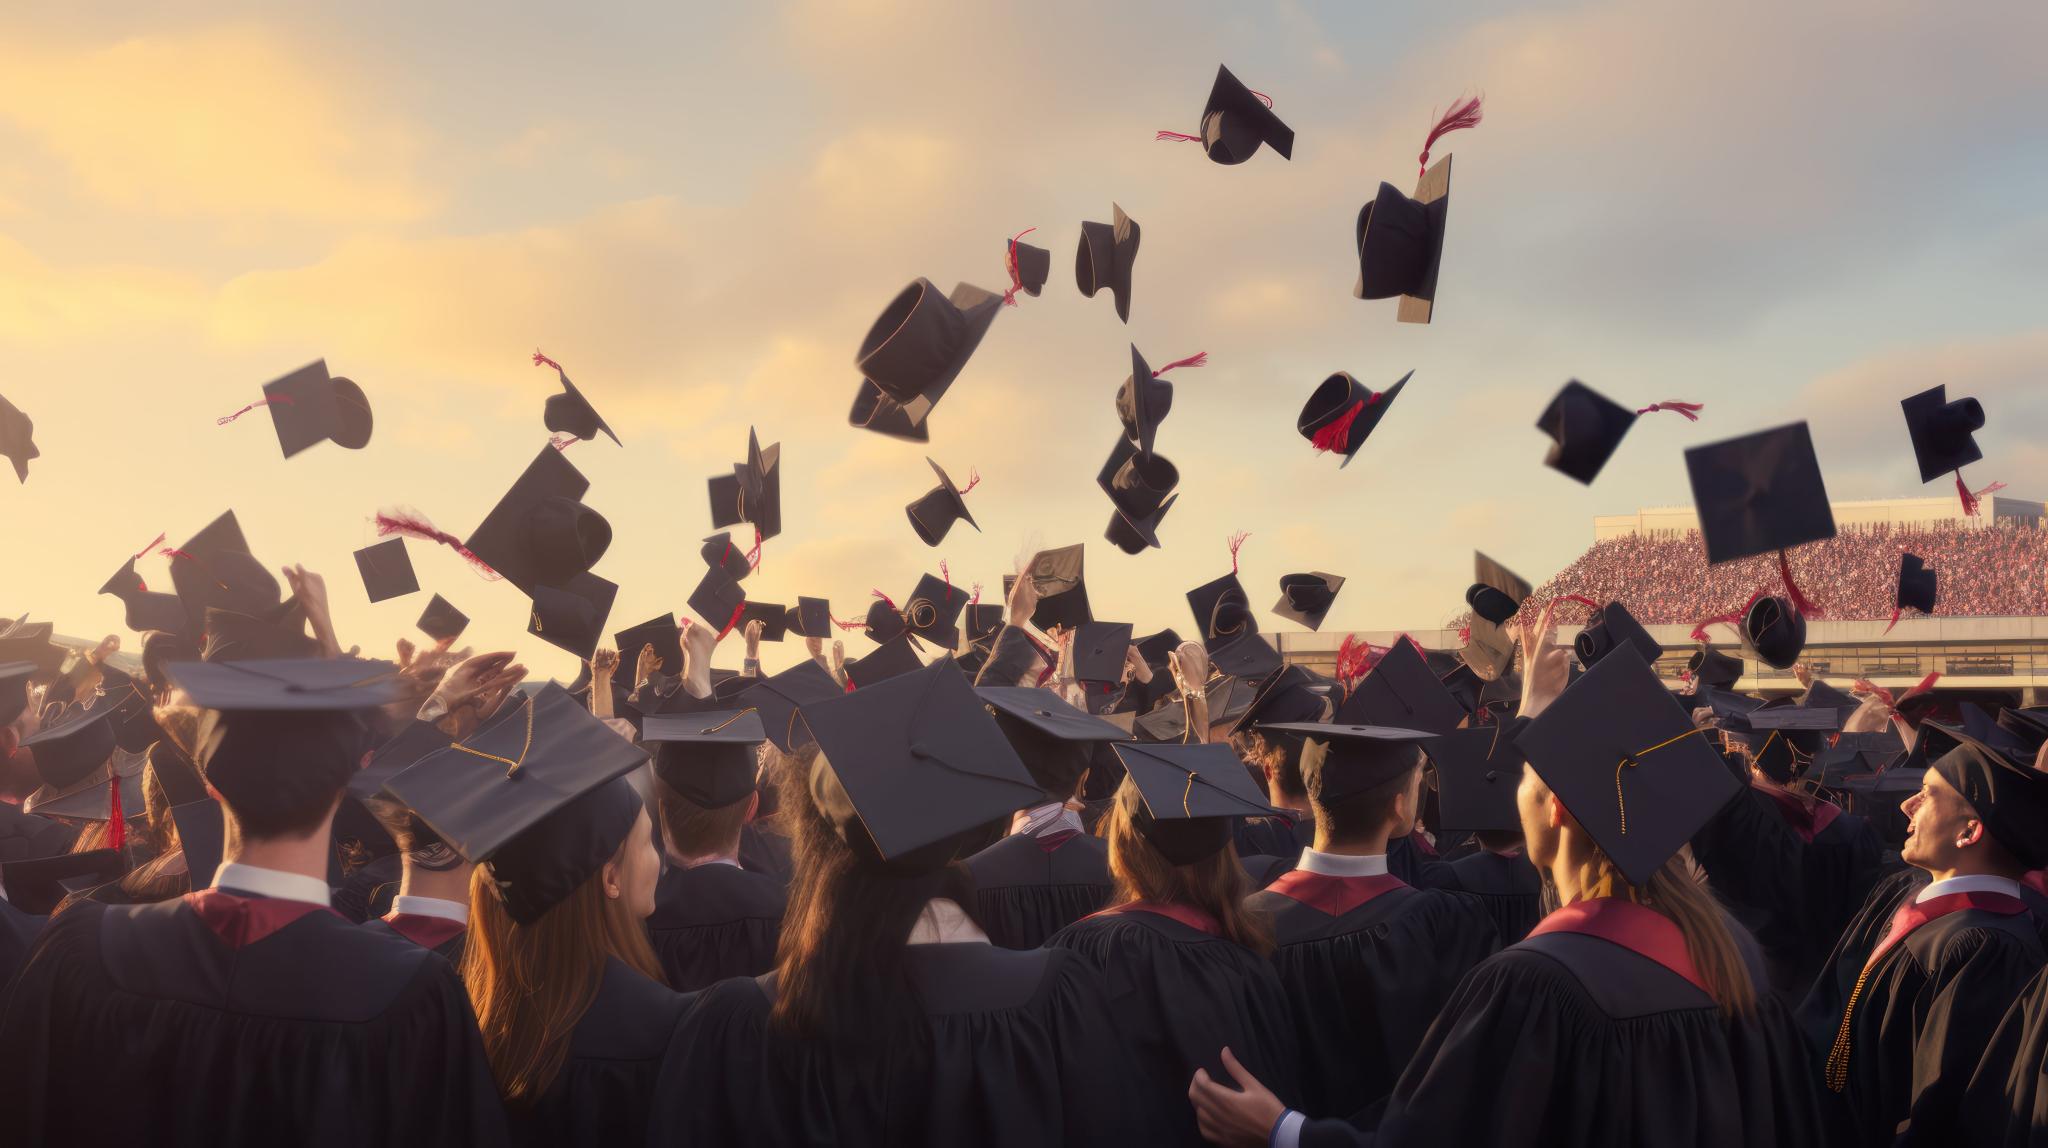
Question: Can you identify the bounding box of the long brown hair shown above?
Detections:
[1562,850,1757,1018]
[461,848,664,1106]
[1102,780,1274,956]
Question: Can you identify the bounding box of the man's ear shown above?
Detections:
[1958,818,1986,848]
[1547,792,1569,831]
[742,789,761,824]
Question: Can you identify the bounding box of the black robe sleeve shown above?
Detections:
[974,625,1047,688]
[1692,787,1813,992]
[1963,965,2048,1147]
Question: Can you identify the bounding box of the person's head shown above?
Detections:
[1102,777,1272,956]
[1308,751,1424,848]
[463,803,663,1106]
[185,709,363,842]
[654,778,757,860]
[1234,730,1308,806]
[1900,767,2028,877]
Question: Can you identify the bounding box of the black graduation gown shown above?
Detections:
[0,891,508,1147]
[1234,813,1312,860]
[1248,871,1500,1117]
[514,957,689,1148]
[0,801,77,861]
[362,910,469,964]
[1296,901,1824,1146]
[648,941,1145,1146]
[646,862,786,992]
[1447,849,1544,944]
[965,831,1113,950]
[0,895,42,989]
[1387,833,1460,890]
[1963,963,2048,1145]
[1047,904,1302,1146]
[737,822,794,883]
[1797,869,2045,1146]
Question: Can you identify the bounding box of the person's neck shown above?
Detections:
[1923,855,2025,886]
[396,859,475,904]
[666,839,741,868]
[1313,827,1391,858]
[1271,791,1310,820]
[223,819,333,884]
[1548,836,1600,905]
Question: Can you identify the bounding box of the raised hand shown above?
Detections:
[1516,599,1572,719]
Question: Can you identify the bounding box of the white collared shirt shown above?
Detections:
[1295,849,1389,878]
[389,894,469,924]
[906,898,990,946]
[1917,874,2024,904]
[1009,801,1085,840]
[681,856,741,870]
[213,862,330,908]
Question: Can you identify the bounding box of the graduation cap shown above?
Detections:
[1684,423,1836,565]
[979,686,1132,798]
[1799,679,1862,723]
[1008,545,1092,631]
[1005,230,1050,300]
[902,574,967,648]
[167,511,283,626]
[0,620,63,680]
[0,391,36,482]
[1115,741,1279,864]
[386,685,649,924]
[1,849,125,915]
[527,573,618,661]
[1337,639,1466,736]
[94,665,162,753]
[707,428,784,542]
[1574,601,1662,672]
[847,381,932,442]
[1099,434,1180,518]
[966,604,1006,644]
[738,601,788,642]
[202,599,318,664]
[1181,64,1294,165]
[787,597,834,641]
[1116,345,1182,459]
[1998,706,2048,755]
[1187,572,1256,645]
[1133,629,1184,670]
[906,457,981,547]
[1231,663,1329,735]
[166,655,402,714]
[1463,553,1531,680]
[248,360,373,458]
[1107,491,1179,555]
[1513,645,1738,887]
[26,748,145,822]
[613,614,684,681]
[1428,719,1529,833]
[353,538,419,604]
[20,689,120,789]
[1354,148,1461,324]
[644,710,765,809]
[1687,646,1744,689]
[533,351,620,447]
[801,657,1042,865]
[1900,384,1984,484]
[171,799,225,889]
[848,635,925,689]
[98,553,190,636]
[347,718,462,803]
[463,447,611,593]
[1208,633,1283,681]
[1922,720,2048,868]
[1273,572,1343,631]
[1076,204,1141,324]
[416,594,470,643]
[852,279,1003,433]
[738,658,842,753]
[1263,722,1436,805]
[1739,593,1805,671]
[1298,371,1411,466]
[0,661,34,726]
[1536,381,1636,485]
[699,533,758,585]
[1897,554,1937,618]
[1071,622,1134,684]
[687,567,748,631]
[864,597,907,645]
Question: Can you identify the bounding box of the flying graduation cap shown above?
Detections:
[464,447,612,593]
[906,457,981,547]
[1574,601,1663,672]
[99,539,191,636]
[1076,204,1141,324]
[1900,383,1996,515]
[1155,65,1294,165]
[532,350,620,447]
[1007,544,1092,631]
[167,511,283,630]
[1100,436,1180,554]
[1891,553,1937,632]
[527,573,619,660]
[1273,572,1343,631]
[219,360,373,458]
[1298,371,1411,466]
[850,279,1003,438]
[1118,344,1205,459]
[353,538,419,603]
[416,594,470,643]
[1354,96,1481,324]
[1463,552,1530,681]
[1684,422,1836,565]
[1002,228,1050,305]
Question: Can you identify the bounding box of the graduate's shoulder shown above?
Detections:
[569,957,695,1062]
[1483,931,1719,1020]
[648,863,787,928]
[1909,904,2046,969]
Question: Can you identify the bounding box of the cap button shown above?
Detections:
[1483,770,1498,782]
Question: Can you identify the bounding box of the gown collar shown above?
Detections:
[1528,896,1710,997]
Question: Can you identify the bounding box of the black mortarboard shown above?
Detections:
[1116,345,1176,459]
[967,605,1006,644]
[1009,545,1092,631]
[1355,153,1455,323]
[1107,491,1180,555]
[1440,663,1482,716]
[738,658,842,753]
[1007,232,1049,298]
[1738,724,1825,785]
[1,849,125,915]
[1428,718,1530,833]
[1464,552,1531,680]
[1274,572,1343,631]
[349,718,461,802]
[1196,64,1294,164]
[417,594,470,643]
[1900,384,1984,484]
[1687,646,1744,689]
[20,690,120,789]
[1208,633,1283,681]
[202,599,318,664]
[172,799,224,889]
[386,684,648,924]
[1233,663,1330,734]
[1898,553,1938,617]
[687,567,748,630]
[0,619,64,677]
[353,538,419,603]
[536,353,620,447]
[848,634,924,689]
[1698,685,1765,723]
[700,532,758,584]
[864,597,907,645]
[463,447,611,593]
[0,661,33,726]
[257,360,373,458]
[1115,741,1279,864]
[613,614,684,680]
[1536,381,1636,485]
[739,428,782,541]
[166,655,401,712]
[738,601,788,642]
[1187,572,1256,644]
[1263,722,1435,804]
[98,555,190,636]
[94,665,161,753]
[979,686,1132,798]
[27,750,145,821]
[1071,622,1134,684]
[644,710,764,808]
[906,456,980,546]
[1684,423,1836,565]
[1799,679,1862,723]
[854,280,1003,430]
[1739,593,1806,671]
[1297,371,1411,467]
[1575,601,1662,672]
[0,391,37,482]
[527,573,618,661]
[1513,645,1737,887]
[168,511,282,626]
[785,597,834,640]
[1134,629,1184,670]
[801,657,1042,864]
[1098,433,1179,519]
[1923,721,2048,868]
[1999,707,2048,756]
[1076,203,1141,324]
[902,574,966,648]
[1337,639,1465,736]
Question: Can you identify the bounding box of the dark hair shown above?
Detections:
[771,745,982,1044]
[1235,731,1306,799]
[1102,779,1274,956]
[1312,759,1421,843]
[653,777,752,858]
[203,711,360,839]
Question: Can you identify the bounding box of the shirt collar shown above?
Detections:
[906,897,989,946]
[1009,802,1084,840]
[1296,849,1389,878]
[213,862,331,908]
[389,894,469,924]
[1918,874,2025,904]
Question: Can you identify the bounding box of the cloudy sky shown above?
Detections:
[4,1,2045,677]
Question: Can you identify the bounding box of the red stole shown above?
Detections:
[1865,890,2029,970]
[184,889,337,951]
[1035,828,1081,853]
[1265,870,1408,917]
[1755,781,1842,843]
[1528,897,1710,996]
[1085,900,1222,936]
[382,912,467,951]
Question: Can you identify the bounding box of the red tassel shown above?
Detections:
[1635,400,1704,422]
[107,771,125,853]
[1249,89,1275,109]
[160,547,197,563]
[716,601,747,641]
[1155,130,1203,142]
[549,433,579,451]
[967,582,983,608]
[833,616,868,631]
[1957,473,2005,516]
[1905,671,1941,700]
[1227,531,1250,574]
[1559,594,1602,617]
[1777,550,1824,618]
[1152,351,1208,377]
[1883,607,1902,635]
[745,527,763,573]
[960,469,980,495]
[844,678,857,693]
[128,532,165,592]
[532,349,564,373]
[216,395,294,426]
[870,589,895,610]
[1002,227,1038,307]
[374,510,502,580]
[940,560,952,601]
[1852,679,1897,710]
[1418,94,1483,175]
[1311,400,1366,455]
